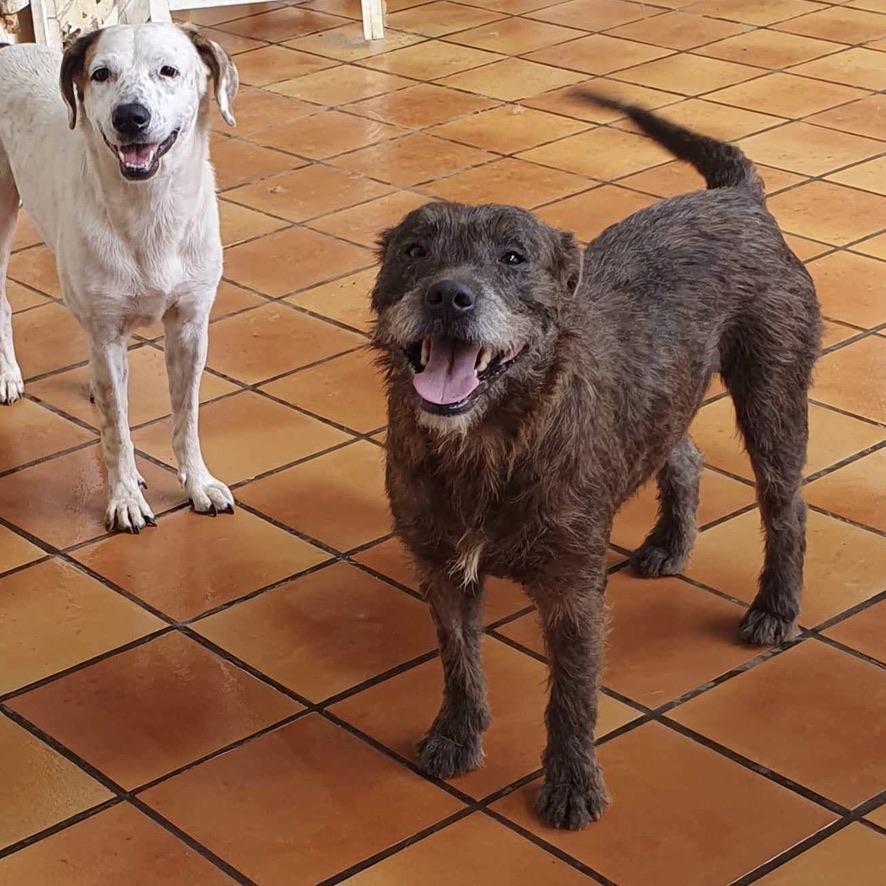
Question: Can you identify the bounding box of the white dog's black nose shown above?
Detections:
[112,103,151,138]
[425,281,476,319]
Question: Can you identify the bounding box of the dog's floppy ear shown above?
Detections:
[181,25,239,127]
[557,230,584,295]
[59,29,102,130]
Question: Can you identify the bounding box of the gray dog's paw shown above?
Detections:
[739,607,799,647]
[535,777,610,830]
[417,730,484,780]
[630,541,687,578]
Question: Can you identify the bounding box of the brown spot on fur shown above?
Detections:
[60,29,103,130]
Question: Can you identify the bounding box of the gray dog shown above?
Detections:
[371,92,822,829]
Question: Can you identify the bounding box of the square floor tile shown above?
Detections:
[73,507,328,621]
[739,122,884,176]
[828,155,886,197]
[5,281,50,314]
[0,802,236,884]
[422,158,593,209]
[360,41,503,80]
[286,268,376,333]
[494,721,833,886]
[807,93,886,140]
[609,10,749,50]
[812,336,886,423]
[0,399,95,474]
[194,561,435,700]
[346,83,496,129]
[237,440,389,550]
[451,16,583,54]
[774,7,886,44]
[141,715,463,886]
[332,636,640,798]
[210,137,304,192]
[213,87,318,137]
[0,444,183,549]
[7,245,60,297]
[806,448,885,533]
[612,53,762,95]
[268,66,413,105]
[824,598,886,665]
[332,133,496,186]
[7,302,85,380]
[768,181,886,245]
[206,304,364,383]
[9,633,299,788]
[672,639,886,806]
[0,524,43,575]
[29,346,237,431]
[520,127,672,179]
[344,812,594,886]
[0,716,112,850]
[218,200,288,248]
[285,22,424,62]
[216,7,349,42]
[687,0,826,26]
[611,467,756,551]
[807,252,886,328]
[223,226,372,296]
[0,558,163,695]
[438,58,586,102]
[307,190,430,248]
[791,48,886,90]
[429,106,589,154]
[233,44,335,86]
[686,508,886,625]
[527,34,674,76]
[261,345,386,432]
[698,28,843,67]
[536,185,658,243]
[225,165,393,223]
[706,72,867,117]
[134,390,350,484]
[386,0,504,37]
[691,397,885,483]
[528,0,658,30]
[249,109,407,160]
[752,824,886,886]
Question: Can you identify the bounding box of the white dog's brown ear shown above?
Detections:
[59,29,103,130]
[181,25,239,127]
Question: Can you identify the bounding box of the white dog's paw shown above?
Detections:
[187,476,235,516]
[0,369,24,405]
[106,485,156,534]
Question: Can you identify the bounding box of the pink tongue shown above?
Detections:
[120,144,156,166]
[413,338,482,406]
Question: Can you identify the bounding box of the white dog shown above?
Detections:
[0,24,239,532]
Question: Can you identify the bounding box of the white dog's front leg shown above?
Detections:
[0,287,23,404]
[89,337,155,532]
[164,311,234,516]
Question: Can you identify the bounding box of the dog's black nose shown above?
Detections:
[112,103,151,137]
[425,281,476,319]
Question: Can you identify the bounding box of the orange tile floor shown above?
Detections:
[1,1,885,884]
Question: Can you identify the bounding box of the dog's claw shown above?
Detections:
[105,485,155,534]
[187,476,235,517]
[144,516,157,527]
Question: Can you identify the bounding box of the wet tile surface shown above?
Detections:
[3,1,885,882]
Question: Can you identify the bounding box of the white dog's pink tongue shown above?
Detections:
[119,144,156,166]
[413,338,482,405]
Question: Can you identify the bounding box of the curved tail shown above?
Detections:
[576,90,764,198]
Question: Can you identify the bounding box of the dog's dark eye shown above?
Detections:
[500,250,526,266]
[405,244,427,259]
[91,67,111,83]
[160,66,180,79]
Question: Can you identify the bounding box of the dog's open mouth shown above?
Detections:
[109,131,179,181]
[404,337,523,415]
